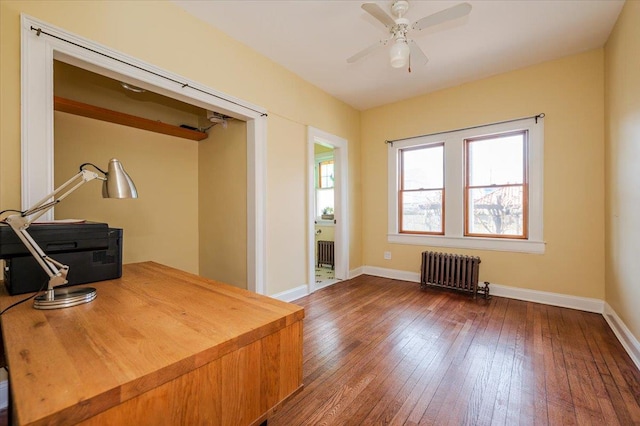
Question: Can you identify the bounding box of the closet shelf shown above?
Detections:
[54,96,208,141]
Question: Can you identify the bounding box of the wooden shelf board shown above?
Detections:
[54,96,208,141]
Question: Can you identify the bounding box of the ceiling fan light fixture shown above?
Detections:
[390,39,410,68]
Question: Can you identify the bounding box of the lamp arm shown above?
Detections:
[4,169,102,298]
[6,218,58,275]
[22,169,102,225]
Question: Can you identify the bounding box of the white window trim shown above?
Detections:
[388,118,545,254]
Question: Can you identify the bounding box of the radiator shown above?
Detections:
[420,251,490,299]
[317,240,335,270]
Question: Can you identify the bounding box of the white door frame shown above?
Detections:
[20,14,268,294]
[307,126,349,293]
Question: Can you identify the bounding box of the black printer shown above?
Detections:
[0,222,123,295]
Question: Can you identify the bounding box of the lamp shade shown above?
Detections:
[102,158,138,199]
[390,39,410,68]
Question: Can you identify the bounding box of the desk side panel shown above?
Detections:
[76,320,303,426]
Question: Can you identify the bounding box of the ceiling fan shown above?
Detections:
[347,1,472,70]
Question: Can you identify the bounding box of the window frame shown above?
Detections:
[464,130,529,239]
[398,143,445,235]
[387,117,545,254]
[315,153,335,225]
[318,160,334,189]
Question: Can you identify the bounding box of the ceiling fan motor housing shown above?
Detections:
[392,17,410,40]
[391,0,409,18]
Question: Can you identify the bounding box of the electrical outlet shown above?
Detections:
[384,251,392,260]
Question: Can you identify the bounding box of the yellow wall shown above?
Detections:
[361,49,605,299]
[267,116,307,294]
[604,1,640,340]
[0,0,362,296]
[54,112,200,273]
[199,120,247,289]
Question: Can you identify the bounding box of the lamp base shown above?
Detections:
[34,287,97,310]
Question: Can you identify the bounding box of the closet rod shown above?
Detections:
[30,26,268,118]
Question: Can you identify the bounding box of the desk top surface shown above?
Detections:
[0,262,304,425]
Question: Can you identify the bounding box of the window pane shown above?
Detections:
[402,145,443,190]
[319,161,334,188]
[317,188,334,217]
[401,190,443,233]
[468,133,524,186]
[468,186,524,236]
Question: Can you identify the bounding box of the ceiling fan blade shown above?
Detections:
[347,39,388,64]
[409,40,429,66]
[412,2,472,31]
[362,3,396,28]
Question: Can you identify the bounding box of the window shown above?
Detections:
[319,160,334,189]
[388,117,544,254]
[399,144,444,234]
[465,131,527,238]
[316,158,334,220]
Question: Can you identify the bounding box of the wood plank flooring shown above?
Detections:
[269,275,640,426]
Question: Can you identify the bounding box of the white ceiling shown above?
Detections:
[172,0,624,111]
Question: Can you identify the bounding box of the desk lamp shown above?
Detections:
[4,159,137,310]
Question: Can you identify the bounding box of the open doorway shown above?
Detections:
[307,127,349,294]
[314,144,337,287]
[52,61,249,289]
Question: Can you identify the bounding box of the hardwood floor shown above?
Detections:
[269,275,640,426]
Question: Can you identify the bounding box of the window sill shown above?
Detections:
[387,233,545,254]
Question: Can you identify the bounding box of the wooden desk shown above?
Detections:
[0,262,304,425]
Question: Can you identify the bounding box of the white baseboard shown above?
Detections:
[270,284,308,303]
[603,303,640,371]
[362,265,603,313]
[362,266,420,283]
[349,266,364,279]
[490,283,604,313]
